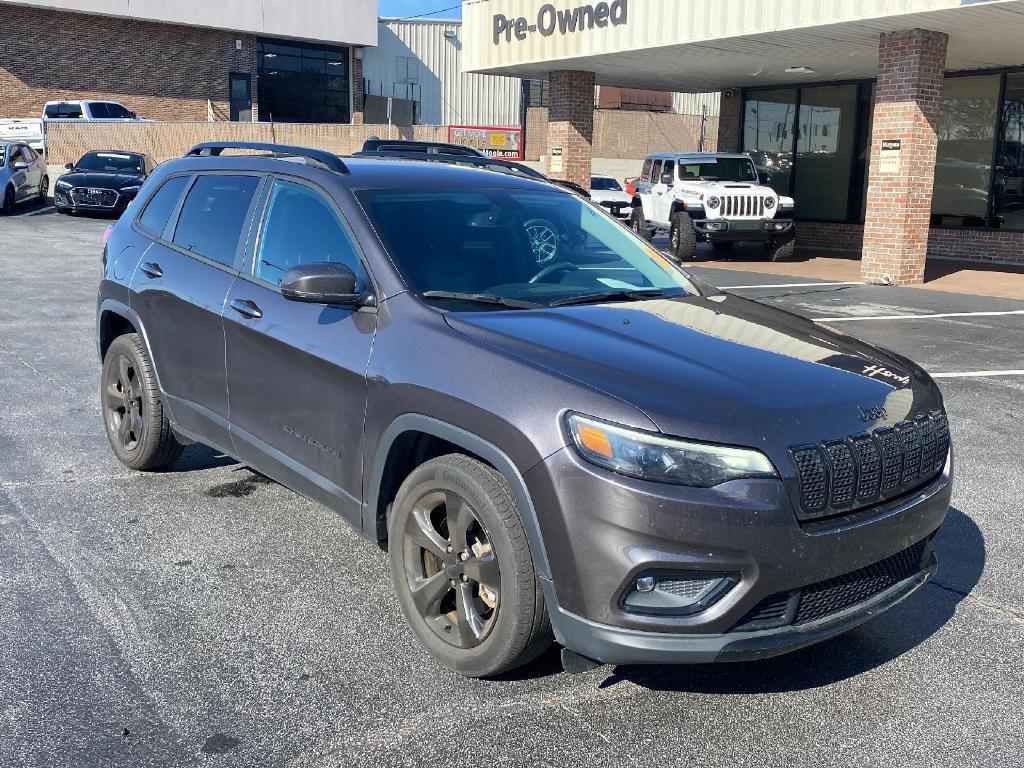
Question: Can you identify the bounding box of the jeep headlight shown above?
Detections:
[764,197,776,210]
[705,196,721,210]
[566,413,777,488]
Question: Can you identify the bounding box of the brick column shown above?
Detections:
[351,48,365,125]
[716,89,742,153]
[861,29,948,285]
[546,70,595,190]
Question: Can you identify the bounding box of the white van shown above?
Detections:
[0,118,45,153]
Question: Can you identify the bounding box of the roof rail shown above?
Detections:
[353,149,546,179]
[360,138,486,157]
[184,141,349,174]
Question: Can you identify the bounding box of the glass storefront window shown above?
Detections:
[793,85,858,221]
[258,39,351,124]
[743,89,796,196]
[994,73,1024,229]
[931,74,1001,227]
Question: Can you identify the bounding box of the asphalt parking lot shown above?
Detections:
[2,212,1023,768]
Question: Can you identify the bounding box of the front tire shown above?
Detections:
[388,454,552,677]
[101,333,183,470]
[629,206,653,242]
[1,185,14,215]
[767,238,796,262]
[38,176,49,203]
[669,210,697,261]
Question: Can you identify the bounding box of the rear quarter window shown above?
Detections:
[171,175,260,267]
[137,175,191,236]
[641,158,652,180]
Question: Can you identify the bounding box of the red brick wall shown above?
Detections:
[716,89,742,153]
[861,29,949,285]
[0,4,257,121]
[547,70,595,190]
[798,221,1024,265]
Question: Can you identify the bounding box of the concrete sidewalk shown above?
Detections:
[684,244,1024,301]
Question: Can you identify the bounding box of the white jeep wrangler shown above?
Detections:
[630,152,796,262]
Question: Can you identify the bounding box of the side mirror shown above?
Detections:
[64,162,74,171]
[13,161,29,170]
[660,172,674,185]
[129,111,137,119]
[758,171,770,185]
[280,262,367,306]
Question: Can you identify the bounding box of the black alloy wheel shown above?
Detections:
[400,488,500,649]
[104,351,145,453]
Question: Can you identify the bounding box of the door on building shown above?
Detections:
[229,73,253,122]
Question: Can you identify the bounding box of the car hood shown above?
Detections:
[680,180,774,198]
[445,294,943,468]
[58,172,142,189]
[590,190,631,205]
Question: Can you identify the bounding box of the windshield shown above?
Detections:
[356,187,698,309]
[74,152,144,174]
[590,177,623,191]
[679,158,757,183]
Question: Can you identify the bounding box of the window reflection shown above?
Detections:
[795,86,858,221]
[743,89,796,196]
[258,39,351,124]
[995,73,1024,229]
[931,75,1000,227]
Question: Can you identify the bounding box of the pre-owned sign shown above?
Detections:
[493,0,628,44]
[448,125,523,160]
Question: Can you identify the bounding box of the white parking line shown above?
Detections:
[930,370,1024,379]
[813,309,1024,323]
[725,281,862,290]
[16,205,55,217]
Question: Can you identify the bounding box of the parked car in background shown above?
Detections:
[0,141,48,214]
[631,152,796,262]
[54,151,155,215]
[0,118,46,153]
[589,174,631,218]
[43,100,148,121]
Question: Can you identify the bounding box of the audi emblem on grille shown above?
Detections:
[789,411,949,520]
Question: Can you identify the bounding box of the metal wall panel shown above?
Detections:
[363,19,522,127]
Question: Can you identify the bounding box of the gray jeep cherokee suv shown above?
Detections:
[97,142,952,677]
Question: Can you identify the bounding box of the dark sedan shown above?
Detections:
[54,151,155,215]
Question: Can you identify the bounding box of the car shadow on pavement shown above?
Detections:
[596,506,984,694]
[167,443,239,473]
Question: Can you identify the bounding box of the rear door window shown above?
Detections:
[171,175,260,267]
[138,175,191,236]
[640,158,652,180]
[254,179,366,287]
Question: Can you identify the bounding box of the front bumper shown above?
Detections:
[694,217,794,242]
[525,446,951,665]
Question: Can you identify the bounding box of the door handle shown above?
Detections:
[140,261,163,278]
[229,298,263,319]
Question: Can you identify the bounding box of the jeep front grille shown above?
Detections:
[721,194,766,219]
[789,411,949,520]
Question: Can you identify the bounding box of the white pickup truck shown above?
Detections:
[630,152,796,262]
[0,118,45,154]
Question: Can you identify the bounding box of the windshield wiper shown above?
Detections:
[420,291,541,309]
[550,289,669,307]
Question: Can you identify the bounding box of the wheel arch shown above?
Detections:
[97,300,165,393]
[363,414,552,581]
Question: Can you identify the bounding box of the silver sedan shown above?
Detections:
[1,141,48,215]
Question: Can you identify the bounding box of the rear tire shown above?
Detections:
[38,176,49,203]
[629,206,653,242]
[669,210,697,261]
[767,238,796,262]
[1,185,14,215]
[388,454,552,678]
[101,333,183,471]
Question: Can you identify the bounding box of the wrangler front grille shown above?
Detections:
[790,411,949,520]
[721,194,766,219]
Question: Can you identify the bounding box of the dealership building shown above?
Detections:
[464,0,1024,282]
[0,0,378,123]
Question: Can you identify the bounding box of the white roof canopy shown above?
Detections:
[462,0,1024,90]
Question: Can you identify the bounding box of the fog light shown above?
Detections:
[622,572,736,616]
[705,221,727,232]
[635,576,656,592]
